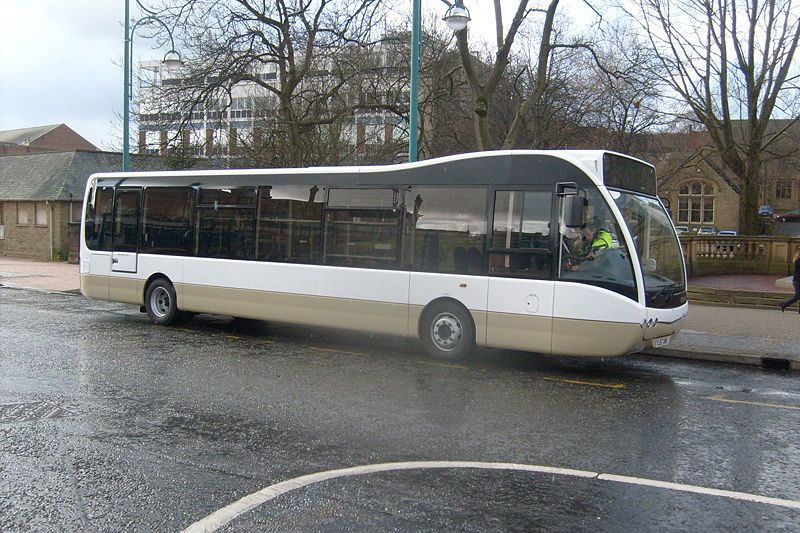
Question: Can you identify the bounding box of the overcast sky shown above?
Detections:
[0,1,152,150]
[0,0,596,152]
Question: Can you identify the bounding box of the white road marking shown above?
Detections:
[182,461,800,532]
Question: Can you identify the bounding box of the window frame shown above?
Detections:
[255,184,325,264]
[35,202,49,227]
[677,180,714,225]
[140,186,197,256]
[194,186,257,260]
[488,187,556,280]
[776,180,793,200]
[16,201,31,226]
[323,187,403,270]
[400,185,490,275]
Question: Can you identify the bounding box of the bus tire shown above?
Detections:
[145,278,178,326]
[421,302,475,361]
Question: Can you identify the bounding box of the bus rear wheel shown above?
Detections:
[421,302,475,361]
[145,278,178,326]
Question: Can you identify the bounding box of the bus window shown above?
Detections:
[558,188,636,300]
[256,185,323,264]
[84,186,114,251]
[402,187,487,275]
[489,190,552,278]
[328,188,395,209]
[197,187,256,260]
[141,187,195,256]
[112,189,141,253]
[324,188,399,269]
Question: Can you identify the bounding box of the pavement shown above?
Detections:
[0,257,798,370]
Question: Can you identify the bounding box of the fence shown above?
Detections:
[679,235,799,277]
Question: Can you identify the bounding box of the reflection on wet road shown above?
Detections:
[1,288,799,531]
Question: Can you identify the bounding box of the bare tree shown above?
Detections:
[576,25,668,155]
[442,0,566,150]
[143,0,385,167]
[624,0,800,233]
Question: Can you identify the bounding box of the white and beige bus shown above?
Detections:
[80,150,687,360]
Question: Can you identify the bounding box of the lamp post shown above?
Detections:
[408,1,470,163]
[123,0,183,171]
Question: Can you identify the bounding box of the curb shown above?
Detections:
[643,347,799,371]
[0,284,83,297]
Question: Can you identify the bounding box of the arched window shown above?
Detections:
[677,180,714,224]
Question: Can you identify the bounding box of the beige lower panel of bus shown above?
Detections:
[552,317,644,357]
[110,277,145,306]
[81,274,108,301]
[82,274,144,306]
[485,313,552,353]
[178,283,413,338]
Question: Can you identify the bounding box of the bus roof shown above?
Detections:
[87,150,653,191]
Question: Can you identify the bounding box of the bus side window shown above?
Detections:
[488,190,552,279]
[257,185,324,264]
[196,187,256,260]
[141,187,196,256]
[402,187,488,275]
[324,188,400,269]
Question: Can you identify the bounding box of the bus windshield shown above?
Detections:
[611,190,687,308]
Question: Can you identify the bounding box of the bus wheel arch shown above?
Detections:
[144,275,179,326]
[418,298,476,361]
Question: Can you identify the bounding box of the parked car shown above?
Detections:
[774,209,800,222]
[758,205,774,217]
[674,225,689,235]
[717,230,738,236]
[697,226,718,236]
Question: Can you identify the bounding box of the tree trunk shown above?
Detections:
[279,93,301,167]
[473,94,493,151]
[738,162,760,235]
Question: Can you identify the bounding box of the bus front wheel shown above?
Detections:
[421,302,475,361]
[145,278,178,326]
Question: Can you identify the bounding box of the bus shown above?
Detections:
[80,150,687,361]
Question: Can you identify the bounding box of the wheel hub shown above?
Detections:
[150,287,171,318]
[431,313,462,351]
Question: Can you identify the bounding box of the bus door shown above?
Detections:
[82,184,115,301]
[111,188,141,273]
[486,190,554,353]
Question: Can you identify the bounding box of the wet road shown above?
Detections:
[1,287,799,531]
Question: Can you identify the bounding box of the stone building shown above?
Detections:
[651,136,741,233]
[649,122,800,233]
[0,151,164,262]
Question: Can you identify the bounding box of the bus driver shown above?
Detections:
[565,216,613,270]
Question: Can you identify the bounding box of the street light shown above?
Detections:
[123,0,184,171]
[408,1,470,163]
[443,4,471,32]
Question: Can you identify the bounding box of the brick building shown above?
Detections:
[0,151,164,262]
[0,124,98,155]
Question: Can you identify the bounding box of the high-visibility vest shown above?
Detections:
[591,229,613,251]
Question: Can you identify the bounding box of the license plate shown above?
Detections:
[653,336,671,348]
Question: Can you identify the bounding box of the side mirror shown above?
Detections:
[563,195,586,228]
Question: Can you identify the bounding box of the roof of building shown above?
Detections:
[0,150,167,201]
[0,124,64,146]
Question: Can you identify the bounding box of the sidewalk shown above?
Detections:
[643,301,800,370]
[0,257,79,292]
[0,258,797,370]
